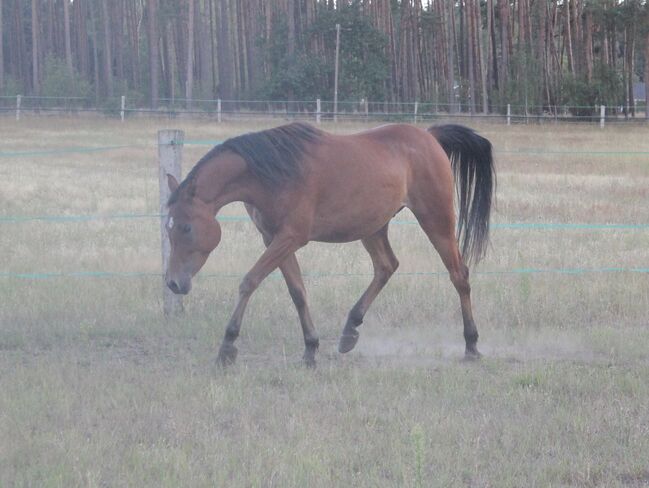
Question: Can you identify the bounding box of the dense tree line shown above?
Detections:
[0,0,647,114]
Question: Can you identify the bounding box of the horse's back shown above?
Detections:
[302,124,451,242]
[319,123,453,204]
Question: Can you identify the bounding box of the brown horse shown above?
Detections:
[165,122,495,367]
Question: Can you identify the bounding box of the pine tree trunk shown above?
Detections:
[186,0,195,108]
[645,25,649,120]
[584,9,593,82]
[76,0,90,81]
[450,0,460,110]
[443,0,455,113]
[208,0,217,96]
[467,0,475,113]
[126,0,140,89]
[31,0,40,94]
[217,0,232,99]
[626,25,636,117]
[115,0,125,86]
[166,21,177,102]
[571,0,582,77]
[10,0,26,84]
[229,0,240,95]
[536,0,547,106]
[63,0,73,77]
[46,0,54,60]
[499,0,510,96]
[88,0,100,101]
[475,0,487,113]
[565,0,574,75]
[101,0,113,96]
[0,0,4,93]
[148,0,159,108]
[486,0,495,92]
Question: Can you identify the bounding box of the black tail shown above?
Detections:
[428,124,495,265]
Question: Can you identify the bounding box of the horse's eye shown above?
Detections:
[181,223,192,234]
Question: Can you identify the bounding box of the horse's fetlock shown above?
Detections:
[305,337,320,350]
[464,329,479,345]
[225,326,239,342]
[348,308,364,327]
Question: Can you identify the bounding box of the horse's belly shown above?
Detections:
[307,150,410,242]
[310,203,404,243]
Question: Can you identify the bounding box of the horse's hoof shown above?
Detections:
[217,343,238,367]
[338,330,360,354]
[463,348,482,361]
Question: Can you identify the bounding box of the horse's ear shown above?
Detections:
[167,174,180,192]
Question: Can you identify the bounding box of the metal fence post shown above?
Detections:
[316,98,321,124]
[507,103,511,126]
[158,129,185,317]
[600,105,605,129]
[16,95,21,121]
[120,95,126,122]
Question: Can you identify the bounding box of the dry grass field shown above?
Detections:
[1,115,648,487]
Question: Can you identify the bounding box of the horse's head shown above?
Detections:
[165,174,221,295]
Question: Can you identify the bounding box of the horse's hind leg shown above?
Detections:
[339,224,399,353]
[413,212,481,359]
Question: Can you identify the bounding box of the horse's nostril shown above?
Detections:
[168,280,180,293]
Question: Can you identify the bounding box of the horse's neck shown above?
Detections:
[194,152,256,214]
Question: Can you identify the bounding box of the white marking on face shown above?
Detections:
[168,216,174,230]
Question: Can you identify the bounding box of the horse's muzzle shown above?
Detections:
[167,278,191,295]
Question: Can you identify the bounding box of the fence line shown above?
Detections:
[2,94,646,112]
[2,94,648,125]
[0,144,145,158]
[1,212,648,230]
[3,106,644,124]
[1,267,648,281]
[2,140,649,158]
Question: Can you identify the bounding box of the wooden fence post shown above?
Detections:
[120,95,126,122]
[507,103,511,126]
[414,101,419,124]
[600,105,606,128]
[16,95,21,121]
[316,98,321,124]
[158,129,184,317]
[217,99,222,123]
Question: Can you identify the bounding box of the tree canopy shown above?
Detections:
[1,0,647,114]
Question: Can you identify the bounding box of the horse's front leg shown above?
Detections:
[217,231,303,366]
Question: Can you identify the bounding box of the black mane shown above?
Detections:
[168,122,322,205]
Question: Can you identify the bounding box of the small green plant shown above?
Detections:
[514,371,544,389]
[411,424,425,488]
